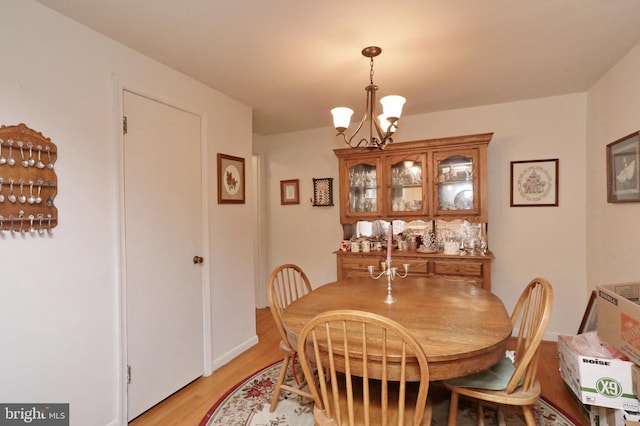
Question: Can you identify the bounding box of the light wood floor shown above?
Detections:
[130,308,589,425]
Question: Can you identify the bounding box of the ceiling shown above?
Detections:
[34,0,640,136]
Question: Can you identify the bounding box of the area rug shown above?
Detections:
[200,360,579,425]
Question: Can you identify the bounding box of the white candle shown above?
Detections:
[386,223,392,263]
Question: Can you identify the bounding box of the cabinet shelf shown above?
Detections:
[392,183,422,189]
[438,180,471,185]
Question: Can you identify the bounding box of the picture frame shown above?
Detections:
[280,179,300,205]
[510,159,559,207]
[217,153,245,204]
[312,177,334,206]
[578,291,597,334]
[606,130,640,203]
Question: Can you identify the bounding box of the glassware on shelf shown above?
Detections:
[436,155,474,211]
[460,222,481,255]
[348,164,377,213]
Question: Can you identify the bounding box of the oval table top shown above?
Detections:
[282,276,512,381]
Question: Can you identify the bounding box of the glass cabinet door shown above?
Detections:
[345,157,381,217]
[387,153,427,216]
[433,150,480,216]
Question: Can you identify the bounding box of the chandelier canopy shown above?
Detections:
[330,46,405,150]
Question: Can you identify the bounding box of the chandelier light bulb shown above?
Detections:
[331,107,354,132]
[380,95,406,120]
[378,114,397,133]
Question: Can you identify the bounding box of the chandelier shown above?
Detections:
[331,46,406,150]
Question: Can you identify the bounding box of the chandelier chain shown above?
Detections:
[369,57,375,85]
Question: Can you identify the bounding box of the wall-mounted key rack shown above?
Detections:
[0,123,58,235]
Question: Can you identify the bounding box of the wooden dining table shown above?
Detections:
[282,276,513,381]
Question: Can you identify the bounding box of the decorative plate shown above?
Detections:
[454,190,473,209]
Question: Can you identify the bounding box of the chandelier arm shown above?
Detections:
[337,131,369,149]
[343,87,374,148]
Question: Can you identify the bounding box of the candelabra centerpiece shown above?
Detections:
[368,259,409,304]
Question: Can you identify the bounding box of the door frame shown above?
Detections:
[112,76,212,425]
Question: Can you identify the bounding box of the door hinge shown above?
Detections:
[123,116,128,135]
[127,365,131,384]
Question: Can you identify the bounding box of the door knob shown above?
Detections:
[193,256,204,264]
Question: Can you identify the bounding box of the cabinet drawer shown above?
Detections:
[433,261,482,277]
[391,258,428,274]
[341,256,386,270]
[340,256,428,276]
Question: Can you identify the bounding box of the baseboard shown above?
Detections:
[209,334,259,373]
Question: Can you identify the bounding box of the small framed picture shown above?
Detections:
[607,131,640,203]
[280,179,299,205]
[217,153,245,204]
[312,177,334,206]
[510,159,559,207]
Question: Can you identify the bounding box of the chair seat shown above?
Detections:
[444,379,541,406]
[279,339,295,354]
[443,356,516,391]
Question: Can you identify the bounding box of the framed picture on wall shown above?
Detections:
[510,159,559,207]
[280,179,300,205]
[312,177,334,206]
[217,153,245,204]
[607,131,640,203]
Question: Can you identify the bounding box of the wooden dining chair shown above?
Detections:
[268,263,314,412]
[444,277,553,426]
[297,309,432,426]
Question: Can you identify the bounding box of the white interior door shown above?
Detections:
[123,91,204,421]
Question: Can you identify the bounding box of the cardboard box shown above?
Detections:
[597,283,640,366]
[590,406,640,426]
[559,334,640,411]
[633,365,640,399]
[590,406,619,426]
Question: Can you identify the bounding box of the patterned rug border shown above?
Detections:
[198,360,282,426]
[199,360,581,426]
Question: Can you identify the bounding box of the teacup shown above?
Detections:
[350,241,360,253]
[444,241,460,255]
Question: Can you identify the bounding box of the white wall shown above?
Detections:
[257,94,589,340]
[0,1,255,425]
[253,128,344,288]
[587,42,640,286]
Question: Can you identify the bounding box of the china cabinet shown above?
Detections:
[334,133,494,290]
[334,133,491,224]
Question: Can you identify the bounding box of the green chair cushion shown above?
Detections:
[444,356,515,391]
